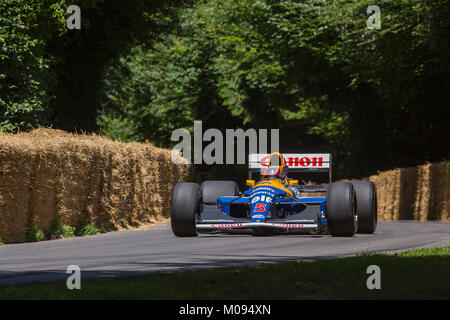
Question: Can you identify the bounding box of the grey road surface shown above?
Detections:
[0,221,449,286]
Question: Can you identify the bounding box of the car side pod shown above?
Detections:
[326,182,357,237]
[171,182,200,237]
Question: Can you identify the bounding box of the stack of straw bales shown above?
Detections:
[0,129,190,243]
[367,161,449,221]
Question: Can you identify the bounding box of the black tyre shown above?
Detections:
[326,182,357,237]
[171,182,200,237]
[201,180,239,205]
[351,181,377,234]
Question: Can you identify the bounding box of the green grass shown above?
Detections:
[21,222,103,243]
[74,223,102,236]
[48,223,76,239]
[0,247,448,299]
[26,228,45,242]
[48,222,103,239]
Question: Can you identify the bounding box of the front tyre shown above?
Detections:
[326,182,357,237]
[352,181,377,234]
[171,182,200,237]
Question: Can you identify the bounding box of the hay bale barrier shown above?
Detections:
[0,129,447,244]
[367,160,449,221]
[0,129,190,244]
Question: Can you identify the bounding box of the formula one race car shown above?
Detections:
[171,152,377,237]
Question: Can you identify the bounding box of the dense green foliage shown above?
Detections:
[1,0,449,178]
[100,0,450,177]
[0,0,187,130]
[0,0,65,130]
[49,0,188,131]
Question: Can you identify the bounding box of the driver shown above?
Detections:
[261,152,289,182]
[261,152,301,197]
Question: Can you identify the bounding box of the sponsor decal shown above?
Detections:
[209,223,308,229]
[270,223,305,228]
[299,185,328,190]
[260,155,323,167]
[252,214,265,219]
[249,153,330,170]
[211,223,243,228]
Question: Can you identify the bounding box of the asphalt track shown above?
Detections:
[0,221,449,286]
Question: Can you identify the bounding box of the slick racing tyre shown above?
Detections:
[326,182,357,237]
[201,180,239,205]
[171,182,200,237]
[351,181,377,234]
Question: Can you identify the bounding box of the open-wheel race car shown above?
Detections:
[171,152,377,237]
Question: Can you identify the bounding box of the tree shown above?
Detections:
[0,0,189,132]
[100,0,450,178]
[0,0,65,131]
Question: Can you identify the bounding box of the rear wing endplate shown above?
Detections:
[248,153,332,183]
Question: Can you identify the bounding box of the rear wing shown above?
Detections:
[248,153,332,183]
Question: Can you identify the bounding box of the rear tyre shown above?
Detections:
[171,182,200,237]
[326,182,357,237]
[351,181,377,234]
[201,180,239,205]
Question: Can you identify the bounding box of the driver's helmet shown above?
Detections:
[262,152,288,180]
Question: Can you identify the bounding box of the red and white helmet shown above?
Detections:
[262,152,288,179]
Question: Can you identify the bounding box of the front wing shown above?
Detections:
[196,204,324,232]
[196,222,318,231]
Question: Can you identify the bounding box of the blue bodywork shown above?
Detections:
[213,183,328,227]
